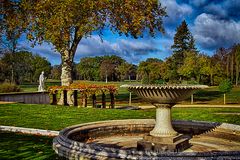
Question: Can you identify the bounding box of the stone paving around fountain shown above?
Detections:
[87,120,240,153]
[91,132,240,153]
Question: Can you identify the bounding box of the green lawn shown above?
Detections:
[1,103,240,131]
[191,86,240,104]
[0,132,58,160]
[0,103,240,159]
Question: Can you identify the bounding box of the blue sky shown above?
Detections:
[18,0,240,65]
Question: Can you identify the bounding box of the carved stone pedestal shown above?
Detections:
[121,85,209,153]
[137,134,190,152]
[137,104,190,152]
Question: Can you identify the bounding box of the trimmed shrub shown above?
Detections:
[0,83,21,93]
[219,79,232,93]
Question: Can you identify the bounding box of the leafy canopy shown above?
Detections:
[2,0,166,53]
[137,58,163,84]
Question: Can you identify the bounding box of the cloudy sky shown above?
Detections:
[18,0,240,65]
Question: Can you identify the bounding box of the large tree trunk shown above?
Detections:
[58,33,81,105]
[58,50,74,106]
[60,31,82,86]
[61,50,74,86]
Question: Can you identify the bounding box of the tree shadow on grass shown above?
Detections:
[115,93,143,103]
[0,132,61,160]
[193,90,223,102]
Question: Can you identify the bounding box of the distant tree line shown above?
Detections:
[0,21,239,86]
[0,51,51,84]
[76,55,137,82]
[137,21,240,86]
[137,45,240,86]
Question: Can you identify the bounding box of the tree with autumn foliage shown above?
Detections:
[137,58,163,84]
[100,59,116,83]
[178,51,199,81]
[118,62,137,81]
[1,0,166,86]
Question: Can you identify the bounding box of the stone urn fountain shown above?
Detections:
[121,84,209,152]
[53,84,240,159]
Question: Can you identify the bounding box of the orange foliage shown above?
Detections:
[48,83,118,95]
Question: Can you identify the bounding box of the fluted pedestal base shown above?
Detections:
[137,134,190,152]
[137,104,190,152]
[150,104,177,137]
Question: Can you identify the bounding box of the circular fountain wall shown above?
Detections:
[53,119,240,159]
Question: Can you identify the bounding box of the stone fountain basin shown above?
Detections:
[53,119,240,159]
[123,85,209,104]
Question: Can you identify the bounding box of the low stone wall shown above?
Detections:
[0,125,59,137]
[0,91,50,104]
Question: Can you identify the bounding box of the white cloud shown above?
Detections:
[204,4,227,18]
[76,36,116,56]
[17,40,61,64]
[17,35,163,65]
[193,13,240,49]
[161,0,192,25]
[75,36,162,64]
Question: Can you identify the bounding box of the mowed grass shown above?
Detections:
[1,103,240,131]
[0,103,240,159]
[0,132,58,160]
[4,81,238,159]
[190,86,240,104]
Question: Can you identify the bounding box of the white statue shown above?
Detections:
[38,71,45,92]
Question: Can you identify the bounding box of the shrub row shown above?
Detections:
[0,83,21,93]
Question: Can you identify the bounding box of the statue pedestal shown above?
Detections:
[137,104,190,152]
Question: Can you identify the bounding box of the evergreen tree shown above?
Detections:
[171,21,190,54]
[189,35,197,52]
[171,20,197,67]
[169,20,197,82]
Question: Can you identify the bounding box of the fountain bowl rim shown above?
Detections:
[120,84,209,90]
